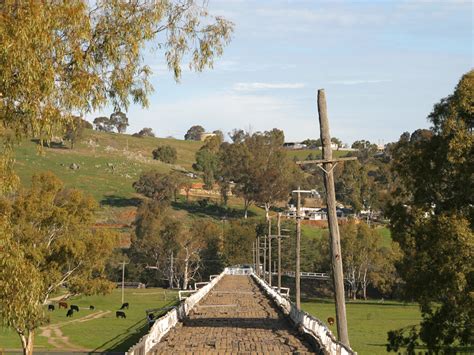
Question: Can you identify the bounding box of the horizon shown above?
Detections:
[87,0,473,145]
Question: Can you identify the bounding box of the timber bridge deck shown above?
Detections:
[127,268,354,355]
[151,275,313,354]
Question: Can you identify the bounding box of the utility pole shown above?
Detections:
[277,212,282,291]
[256,236,260,276]
[296,89,356,347]
[252,241,256,272]
[296,187,302,310]
[268,217,272,285]
[120,261,129,305]
[170,252,174,289]
[263,234,267,280]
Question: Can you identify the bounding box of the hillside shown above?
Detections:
[13,129,203,202]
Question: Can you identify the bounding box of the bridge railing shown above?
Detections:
[252,273,356,355]
[127,268,229,355]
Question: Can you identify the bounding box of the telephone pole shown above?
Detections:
[263,234,267,280]
[296,188,302,310]
[296,89,356,347]
[277,213,282,291]
[120,261,129,305]
[256,236,261,276]
[268,217,272,285]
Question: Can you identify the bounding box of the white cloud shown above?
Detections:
[328,79,392,86]
[233,82,306,91]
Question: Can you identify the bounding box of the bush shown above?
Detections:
[152,145,177,164]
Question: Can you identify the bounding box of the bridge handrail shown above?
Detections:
[252,273,356,355]
[127,268,229,355]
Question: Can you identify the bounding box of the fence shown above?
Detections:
[252,273,356,355]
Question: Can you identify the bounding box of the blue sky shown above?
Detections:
[89,0,473,145]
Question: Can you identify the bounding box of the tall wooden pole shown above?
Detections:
[263,235,267,280]
[252,241,256,271]
[296,187,302,310]
[317,89,350,346]
[121,262,126,305]
[277,212,282,291]
[256,236,260,276]
[268,217,272,285]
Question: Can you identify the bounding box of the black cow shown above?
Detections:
[70,305,79,312]
[116,311,126,319]
[89,305,95,310]
[48,304,55,311]
[120,302,129,310]
[66,309,74,317]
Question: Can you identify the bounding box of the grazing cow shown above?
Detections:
[120,302,129,310]
[327,317,335,326]
[116,311,126,319]
[66,309,74,317]
[48,305,55,311]
[58,301,68,309]
[70,305,79,312]
[89,305,95,310]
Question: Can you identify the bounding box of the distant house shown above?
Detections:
[283,142,307,150]
[200,132,217,141]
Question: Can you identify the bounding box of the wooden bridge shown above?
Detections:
[127,268,354,355]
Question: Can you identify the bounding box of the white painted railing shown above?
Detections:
[126,270,227,355]
[252,273,356,355]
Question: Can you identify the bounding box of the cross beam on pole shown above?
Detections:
[294,89,351,347]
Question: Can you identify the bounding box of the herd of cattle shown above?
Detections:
[47,301,130,319]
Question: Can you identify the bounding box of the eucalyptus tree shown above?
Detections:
[0,173,116,355]
[387,70,473,353]
[0,0,234,192]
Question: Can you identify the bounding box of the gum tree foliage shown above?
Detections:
[63,116,93,149]
[109,111,129,133]
[130,201,220,288]
[193,135,222,189]
[387,71,473,353]
[0,173,116,355]
[219,129,301,218]
[0,1,234,192]
[133,127,155,137]
[152,144,178,164]
[133,171,182,202]
[93,116,115,132]
[185,125,205,140]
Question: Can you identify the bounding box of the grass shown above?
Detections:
[302,298,421,355]
[0,288,178,352]
[12,129,203,202]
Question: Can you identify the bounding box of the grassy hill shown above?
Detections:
[13,129,203,202]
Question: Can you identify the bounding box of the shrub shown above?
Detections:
[152,145,177,164]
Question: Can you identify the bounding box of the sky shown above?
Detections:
[88,0,473,146]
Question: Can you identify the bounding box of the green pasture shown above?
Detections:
[303,298,421,355]
[12,129,202,202]
[0,288,178,352]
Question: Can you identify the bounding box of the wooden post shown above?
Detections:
[277,212,282,291]
[256,236,260,276]
[268,217,272,285]
[121,262,126,305]
[296,187,301,310]
[263,235,267,280]
[252,241,256,272]
[318,89,350,346]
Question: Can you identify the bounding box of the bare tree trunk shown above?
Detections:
[169,252,174,289]
[183,249,190,290]
[264,202,271,220]
[20,330,34,355]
